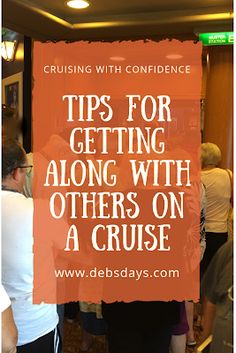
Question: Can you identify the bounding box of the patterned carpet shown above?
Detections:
[63,318,202,353]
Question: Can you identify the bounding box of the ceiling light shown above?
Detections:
[1,41,17,62]
[66,0,90,9]
[166,54,183,60]
[110,56,126,62]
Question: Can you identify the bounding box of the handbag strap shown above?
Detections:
[226,169,233,205]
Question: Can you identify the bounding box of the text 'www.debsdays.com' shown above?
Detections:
[54,267,180,281]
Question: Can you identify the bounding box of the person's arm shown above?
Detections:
[2,305,18,353]
[199,296,216,344]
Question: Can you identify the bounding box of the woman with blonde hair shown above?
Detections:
[200,142,232,274]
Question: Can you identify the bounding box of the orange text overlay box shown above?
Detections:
[32,40,202,303]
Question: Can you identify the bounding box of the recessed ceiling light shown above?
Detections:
[166,54,183,60]
[66,0,90,9]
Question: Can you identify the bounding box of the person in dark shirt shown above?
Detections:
[102,300,180,353]
[200,240,233,353]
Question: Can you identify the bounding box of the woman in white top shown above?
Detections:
[200,142,232,274]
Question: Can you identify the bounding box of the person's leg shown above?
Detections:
[170,334,186,353]
[201,233,228,275]
[80,328,93,352]
[17,328,60,353]
[79,310,107,351]
[64,302,78,322]
[201,233,214,275]
[107,328,142,353]
[185,301,196,345]
[57,304,64,351]
[145,326,172,353]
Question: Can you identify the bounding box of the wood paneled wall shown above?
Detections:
[204,46,233,169]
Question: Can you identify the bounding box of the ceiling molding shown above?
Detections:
[3,0,233,40]
[10,0,72,28]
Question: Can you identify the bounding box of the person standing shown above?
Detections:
[1,137,60,353]
[200,142,232,274]
[102,300,180,353]
[200,240,233,353]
